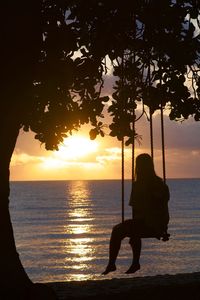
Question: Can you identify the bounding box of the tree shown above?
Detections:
[63,0,200,143]
[1,0,200,298]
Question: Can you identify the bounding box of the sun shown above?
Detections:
[40,134,99,170]
[55,135,99,160]
[42,134,99,169]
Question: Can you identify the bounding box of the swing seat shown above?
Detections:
[156,231,170,241]
[139,231,170,241]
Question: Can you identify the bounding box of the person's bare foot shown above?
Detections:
[125,263,140,274]
[102,264,116,275]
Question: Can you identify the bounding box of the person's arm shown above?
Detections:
[129,189,133,206]
[129,184,136,218]
[165,184,170,202]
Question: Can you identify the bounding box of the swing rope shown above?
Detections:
[121,52,125,223]
[149,108,154,160]
[121,137,125,223]
[147,63,154,161]
[131,111,135,219]
[122,97,167,222]
[160,102,166,183]
[120,51,167,222]
[160,65,166,184]
[119,54,168,240]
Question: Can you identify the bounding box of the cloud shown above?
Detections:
[10,110,200,180]
[134,112,200,151]
[96,147,121,164]
[164,148,200,178]
[14,130,48,157]
[96,147,134,165]
[11,152,42,166]
[164,117,200,150]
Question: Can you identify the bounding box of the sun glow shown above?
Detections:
[40,135,99,170]
[55,135,99,160]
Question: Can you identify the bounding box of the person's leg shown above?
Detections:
[102,221,130,275]
[125,220,155,274]
[125,237,141,274]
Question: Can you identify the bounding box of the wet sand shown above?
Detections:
[47,272,200,300]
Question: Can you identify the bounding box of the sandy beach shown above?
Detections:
[47,272,200,300]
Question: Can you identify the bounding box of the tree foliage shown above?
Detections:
[22,0,200,149]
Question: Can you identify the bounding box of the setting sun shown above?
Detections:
[40,135,99,170]
[55,135,99,160]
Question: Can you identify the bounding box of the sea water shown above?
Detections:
[9,179,200,282]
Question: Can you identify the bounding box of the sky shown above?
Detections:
[10,110,200,181]
[7,6,200,181]
[9,17,200,181]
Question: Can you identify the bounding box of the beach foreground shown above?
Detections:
[47,272,200,300]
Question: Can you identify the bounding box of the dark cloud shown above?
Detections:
[156,115,200,150]
[132,112,200,151]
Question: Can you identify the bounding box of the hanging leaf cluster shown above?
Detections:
[19,0,200,148]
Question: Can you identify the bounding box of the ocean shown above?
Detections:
[9,179,200,283]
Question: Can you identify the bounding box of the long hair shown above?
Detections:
[135,153,157,182]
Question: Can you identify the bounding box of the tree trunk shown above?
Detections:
[0,2,58,298]
[0,117,33,298]
[0,116,58,299]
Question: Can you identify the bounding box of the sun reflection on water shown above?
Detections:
[67,224,91,235]
[63,181,95,280]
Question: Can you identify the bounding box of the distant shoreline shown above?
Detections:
[10,177,200,182]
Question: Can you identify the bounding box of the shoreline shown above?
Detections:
[47,271,200,300]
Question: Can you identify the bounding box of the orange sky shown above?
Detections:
[9,24,200,181]
[10,113,200,181]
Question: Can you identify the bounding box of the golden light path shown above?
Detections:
[63,181,95,281]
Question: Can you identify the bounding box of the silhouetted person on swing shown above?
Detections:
[102,153,170,275]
